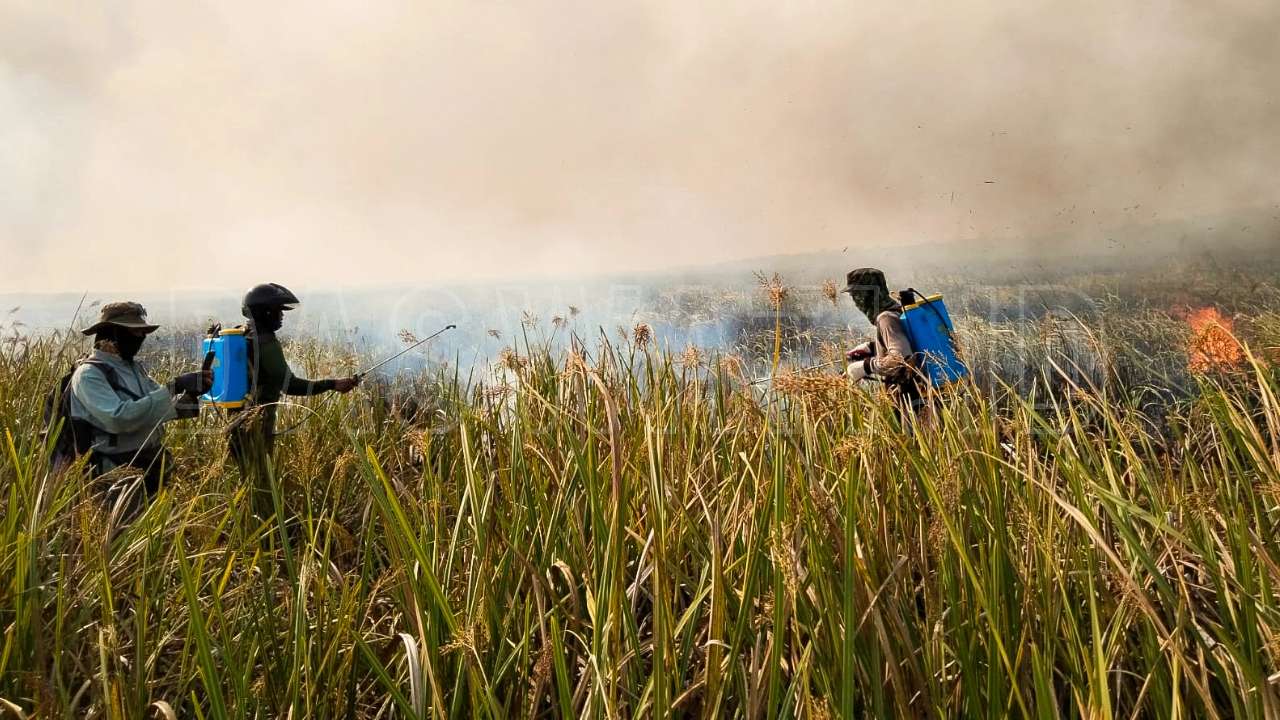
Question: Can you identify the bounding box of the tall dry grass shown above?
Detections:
[0,304,1278,718]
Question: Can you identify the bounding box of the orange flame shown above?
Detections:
[1184,307,1244,373]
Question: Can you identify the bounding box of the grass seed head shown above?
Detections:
[442,626,477,654]
[679,344,703,370]
[818,341,845,365]
[772,371,851,413]
[770,522,803,601]
[526,642,554,711]
[756,271,789,310]
[499,348,528,372]
[482,384,513,403]
[719,354,746,381]
[562,349,588,379]
[633,323,653,348]
[822,279,839,306]
[833,435,868,462]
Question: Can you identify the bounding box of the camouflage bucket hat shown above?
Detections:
[80,301,160,336]
[841,267,887,296]
[842,267,898,323]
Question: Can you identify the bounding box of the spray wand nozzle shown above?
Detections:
[355,323,457,380]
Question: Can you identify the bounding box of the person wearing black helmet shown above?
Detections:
[228,283,359,482]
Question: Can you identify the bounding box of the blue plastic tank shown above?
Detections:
[200,328,249,408]
[899,294,968,386]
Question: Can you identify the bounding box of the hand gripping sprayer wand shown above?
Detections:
[354,324,458,381]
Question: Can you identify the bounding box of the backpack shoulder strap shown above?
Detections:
[242,324,258,400]
[873,309,923,380]
[46,365,79,426]
[872,309,901,351]
[48,359,121,455]
[80,359,144,401]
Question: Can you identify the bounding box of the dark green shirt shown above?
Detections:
[249,330,334,405]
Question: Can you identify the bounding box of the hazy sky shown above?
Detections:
[3,0,1278,293]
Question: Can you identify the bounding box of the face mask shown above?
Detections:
[849,290,874,314]
[849,286,893,324]
[113,330,146,361]
[252,307,284,333]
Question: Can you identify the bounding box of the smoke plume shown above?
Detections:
[3,0,1278,292]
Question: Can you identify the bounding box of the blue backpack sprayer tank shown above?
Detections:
[200,326,250,408]
[897,289,969,386]
[197,321,456,411]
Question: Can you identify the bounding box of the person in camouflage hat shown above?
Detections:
[66,301,211,510]
[841,268,924,416]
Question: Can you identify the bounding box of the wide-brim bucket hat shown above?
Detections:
[841,267,887,295]
[80,301,160,336]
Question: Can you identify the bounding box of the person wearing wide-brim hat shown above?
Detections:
[66,301,211,507]
[78,300,161,336]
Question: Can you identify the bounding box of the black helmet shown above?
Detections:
[241,283,300,318]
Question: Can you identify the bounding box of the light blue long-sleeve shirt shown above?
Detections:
[68,349,177,456]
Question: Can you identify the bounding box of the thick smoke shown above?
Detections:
[2,0,1278,292]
